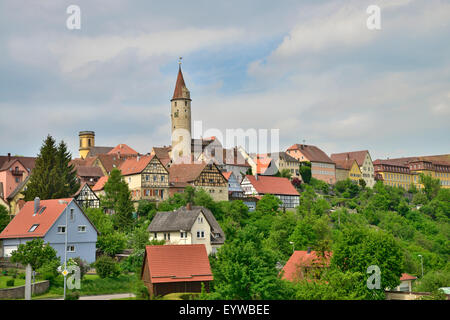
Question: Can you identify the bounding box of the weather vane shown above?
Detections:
[178,57,183,65]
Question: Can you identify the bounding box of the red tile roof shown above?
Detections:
[172,67,188,100]
[143,244,213,284]
[107,144,138,156]
[222,171,232,181]
[119,155,153,176]
[281,250,332,282]
[334,159,357,170]
[92,175,109,191]
[0,198,73,239]
[245,175,299,196]
[400,273,417,281]
[330,151,369,167]
[287,144,334,164]
[168,163,207,183]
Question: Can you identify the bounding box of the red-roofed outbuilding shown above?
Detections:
[281,250,332,282]
[141,244,213,297]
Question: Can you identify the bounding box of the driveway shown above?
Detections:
[49,293,136,300]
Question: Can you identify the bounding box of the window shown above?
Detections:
[180,231,187,238]
[198,216,203,224]
[15,177,20,183]
[29,224,39,232]
[128,177,131,183]
[164,233,170,240]
[78,225,86,232]
[67,245,75,252]
[161,176,164,182]
[154,233,157,239]
[70,208,74,221]
[58,226,66,234]
[197,231,205,238]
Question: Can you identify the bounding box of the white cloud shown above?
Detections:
[47,28,245,73]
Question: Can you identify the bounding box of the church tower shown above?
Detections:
[170,65,192,163]
[79,131,95,159]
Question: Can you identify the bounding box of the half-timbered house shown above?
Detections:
[119,155,170,204]
[168,162,228,201]
[74,183,100,209]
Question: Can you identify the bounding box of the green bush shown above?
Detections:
[95,255,121,278]
[6,279,15,287]
[133,279,150,300]
[37,259,60,284]
[65,290,80,300]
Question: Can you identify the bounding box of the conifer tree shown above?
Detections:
[24,135,79,200]
[101,168,134,231]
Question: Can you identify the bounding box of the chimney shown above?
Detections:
[255,173,258,181]
[307,247,311,254]
[34,197,40,214]
[300,145,304,150]
[8,153,11,161]
[346,153,349,161]
[186,202,192,210]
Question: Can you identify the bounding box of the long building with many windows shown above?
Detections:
[373,155,450,189]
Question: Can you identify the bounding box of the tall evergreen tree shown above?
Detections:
[24,135,79,200]
[101,168,134,231]
[24,135,58,200]
[53,140,79,198]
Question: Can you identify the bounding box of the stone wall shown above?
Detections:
[0,280,49,299]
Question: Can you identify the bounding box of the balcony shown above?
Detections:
[10,169,24,176]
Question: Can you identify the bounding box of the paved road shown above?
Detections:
[49,293,136,300]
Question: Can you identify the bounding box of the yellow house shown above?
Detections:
[373,157,450,190]
[334,159,362,183]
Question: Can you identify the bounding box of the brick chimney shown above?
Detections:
[8,153,11,161]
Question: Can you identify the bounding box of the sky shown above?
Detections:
[0,0,449,160]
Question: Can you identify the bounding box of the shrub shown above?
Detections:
[72,257,90,279]
[6,279,15,287]
[95,255,121,278]
[65,290,80,300]
[133,279,150,300]
[37,259,60,284]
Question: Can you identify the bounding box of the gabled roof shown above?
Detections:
[244,175,299,196]
[287,144,334,164]
[281,250,332,282]
[333,159,358,171]
[168,162,208,183]
[330,150,369,167]
[143,244,213,284]
[94,154,126,174]
[400,273,417,281]
[107,144,138,156]
[70,157,96,168]
[86,146,113,157]
[148,205,225,244]
[0,156,36,172]
[75,166,104,178]
[119,155,153,176]
[222,171,233,181]
[0,198,72,239]
[92,175,108,191]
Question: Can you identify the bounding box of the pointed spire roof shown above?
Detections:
[172,66,190,100]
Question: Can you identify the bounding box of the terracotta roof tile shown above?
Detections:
[245,175,299,196]
[168,163,207,183]
[400,273,417,281]
[330,151,369,167]
[107,144,138,156]
[119,155,153,176]
[287,144,333,164]
[144,244,213,284]
[172,67,189,100]
[0,198,73,239]
[92,176,108,191]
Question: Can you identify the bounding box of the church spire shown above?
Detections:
[172,61,190,101]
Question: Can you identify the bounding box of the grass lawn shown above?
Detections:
[163,292,200,300]
[44,273,136,297]
[0,276,26,289]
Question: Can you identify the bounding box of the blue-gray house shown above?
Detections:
[0,197,99,263]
